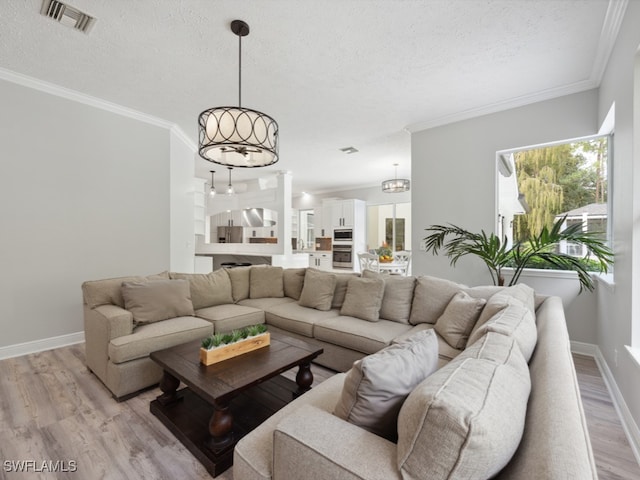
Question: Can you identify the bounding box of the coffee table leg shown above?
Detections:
[157,370,181,406]
[206,401,234,453]
[295,362,314,397]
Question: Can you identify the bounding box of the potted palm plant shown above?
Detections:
[422,215,613,292]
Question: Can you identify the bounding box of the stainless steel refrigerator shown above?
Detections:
[217,226,243,243]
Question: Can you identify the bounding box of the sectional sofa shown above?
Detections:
[82,265,597,478]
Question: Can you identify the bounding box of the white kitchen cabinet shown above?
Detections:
[314,206,332,238]
[329,199,363,228]
[309,252,332,270]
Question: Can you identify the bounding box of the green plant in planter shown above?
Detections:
[201,324,268,350]
[423,215,613,292]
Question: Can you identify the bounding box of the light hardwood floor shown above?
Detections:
[0,345,637,479]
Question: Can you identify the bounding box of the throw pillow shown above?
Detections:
[283,268,307,300]
[82,271,169,309]
[121,279,194,325]
[467,283,536,346]
[363,270,415,324]
[334,329,439,441]
[340,276,385,322]
[409,275,468,325]
[249,266,284,299]
[298,268,337,311]
[397,334,530,480]
[225,266,251,302]
[331,272,359,309]
[169,269,233,310]
[434,291,487,349]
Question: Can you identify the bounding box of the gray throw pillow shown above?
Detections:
[298,268,337,311]
[334,329,439,441]
[249,266,285,298]
[121,279,194,325]
[363,270,415,323]
[434,291,486,349]
[340,276,385,322]
[169,269,233,310]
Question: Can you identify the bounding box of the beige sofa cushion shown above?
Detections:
[334,329,439,441]
[340,277,385,322]
[196,304,265,333]
[434,291,486,349]
[82,271,169,309]
[108,316,212,364]
[250,266,285,299]
[169,269,233,310]
[265,303,340,337]
[226,266,251,302]
[121,279,194,325]
[298,268,337,311]
[331,272,359,309]
[314,316,412,354]
[363,270,415,324]
[283,268,306,300]
[409,275,467,325]
[397,332,531,480]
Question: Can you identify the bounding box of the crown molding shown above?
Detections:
[0,66,194,147]
[590,0,629,85]
[405,79,598,133]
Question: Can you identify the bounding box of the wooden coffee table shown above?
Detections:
[149,332,323,477]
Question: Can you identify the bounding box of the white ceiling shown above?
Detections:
[0,0,624,195]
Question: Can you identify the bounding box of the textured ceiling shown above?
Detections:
[0,0,623,195]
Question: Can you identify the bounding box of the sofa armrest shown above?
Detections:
[83,304,133,382]
[273,404,401,480]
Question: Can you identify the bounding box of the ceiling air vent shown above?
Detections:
[40,0,95,34]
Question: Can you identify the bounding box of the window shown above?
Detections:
[367,202,411,252]
[497,134,611,269]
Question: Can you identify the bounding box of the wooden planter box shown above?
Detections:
[200,332,270,366]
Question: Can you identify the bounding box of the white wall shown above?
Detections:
[169,130,196,272]
[594,0,640,438]
[0,78,173,349]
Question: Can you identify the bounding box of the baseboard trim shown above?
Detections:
[571,341,640,466]
[570,340,599,357]
[0,332,85,360]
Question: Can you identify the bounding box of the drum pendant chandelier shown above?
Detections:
[198,20,279,168]
[382,163,410,193]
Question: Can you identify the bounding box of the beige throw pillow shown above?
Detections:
[434,291,487,349]
[409,275,468,325]
[169,269,233,310]
[397,333,531,480]
[225,266,251,303]
[298,269,337,311]
[122,279,194,325]
[468,283,536,346]
[82,271,169,309]
[331,273,359,309]
[363,270,415,324]
[334,329,439,441]
[249,266,285,299]
[340,276,385,322]
[283,268,307,300]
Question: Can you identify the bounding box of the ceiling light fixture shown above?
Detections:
[382,163,410,193]
[226,167,235,195]
[198,20,279,168]
[208,170,216,197]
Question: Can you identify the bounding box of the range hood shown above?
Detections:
[242,208,276,228]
